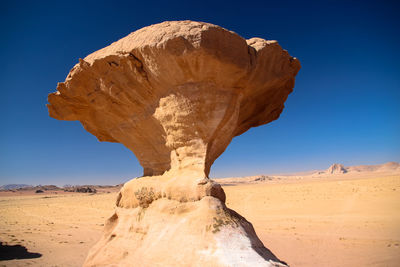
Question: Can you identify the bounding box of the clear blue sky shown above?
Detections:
[1,0,399,185]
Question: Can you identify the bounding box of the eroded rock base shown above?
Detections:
[84,177,288,267]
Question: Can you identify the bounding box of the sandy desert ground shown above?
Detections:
[0,173,399,266]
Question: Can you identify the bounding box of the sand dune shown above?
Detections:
[0,172,399,266]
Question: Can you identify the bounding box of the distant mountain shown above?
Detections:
[347,162,400,173]
[217,161,400,184]
[326,163,347,174]
[0,184,31,190]
[315,162,400,176]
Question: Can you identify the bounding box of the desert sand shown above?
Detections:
[1,171,399,266]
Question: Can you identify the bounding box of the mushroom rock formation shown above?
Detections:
[48,21,300,266]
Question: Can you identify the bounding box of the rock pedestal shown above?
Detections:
[48,21,300,266]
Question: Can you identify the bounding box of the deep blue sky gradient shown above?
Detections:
[1,0,399,185]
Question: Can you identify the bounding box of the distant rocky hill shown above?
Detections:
[217,161,400,184]
[347,162,400,173]
[315,162,400,176]
[0,184,63,192]
[0,184,31,190]
[0,183,121,193]
[326,163,347,174]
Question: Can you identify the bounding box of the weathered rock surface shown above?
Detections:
[327,163,347,174]
[48,20,300,177]
[86,195,287,267]
[47,20,300,266]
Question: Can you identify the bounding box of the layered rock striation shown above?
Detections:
[48,21,300,266]
[48,20,300,177]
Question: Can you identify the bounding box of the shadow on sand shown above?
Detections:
[0,242,42,260]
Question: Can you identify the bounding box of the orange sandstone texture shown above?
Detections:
[48,20,300,177]
[47,21,300,266]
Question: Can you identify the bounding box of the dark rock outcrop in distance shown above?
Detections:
[64,186,97,193]
[76,187,97,193]
[255,175,273,182]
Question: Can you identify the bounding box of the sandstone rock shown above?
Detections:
[326,163,347,174]
[47,20,300,266]
[86,196,287,267]
[47,20,300,178]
